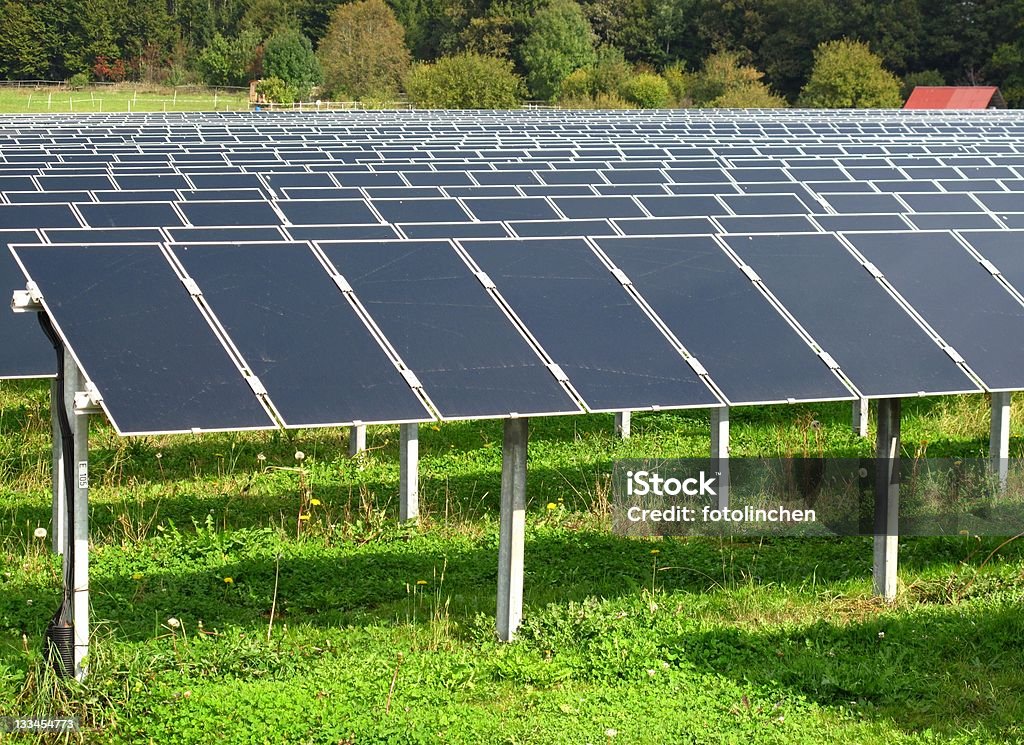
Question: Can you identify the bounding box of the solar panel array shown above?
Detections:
[6,109,1024,434]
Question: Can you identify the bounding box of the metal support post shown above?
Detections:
[853,397,869,438]
[990,392,1011,490]
[615,411,631,439]
[873,398,900,602]
[710,407,730,511]
[497,418,528,642]
[399,423,419,523]
[348,424,366,456]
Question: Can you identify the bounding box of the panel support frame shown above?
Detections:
[51,380,66,555]
[399,423,419,523]
[710,406,730,510]
[615,411,631,439]
[990,391,1011,490]
[348,424,366,456]
[852,397,869,438]
[873,397,900,602]
[497,417,528,642]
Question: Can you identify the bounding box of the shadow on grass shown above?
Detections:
[2,523,1022,739]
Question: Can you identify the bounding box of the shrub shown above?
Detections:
[256,76,296,104]
[262,28,321,98]
[662,62,688,105]
[590,45,631,97]
[623,72,671,108]
[558,68,593,100]
[67,71,91,89]
[690,51,787,108]
[521,0,595,100]
[197,30,262,87]
[799,39,902,108]
[318,0,411,100]
[592,91,632,109]
[404,53,524,108]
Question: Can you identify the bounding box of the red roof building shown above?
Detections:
[904,86,1006,109]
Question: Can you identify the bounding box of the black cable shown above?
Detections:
[38,311,76,676]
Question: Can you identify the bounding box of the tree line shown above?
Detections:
[0,0,1021,106]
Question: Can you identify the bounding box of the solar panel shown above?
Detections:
[975,192,1024,213]
[907,213,1001,230]
[462,197,559,222]
[260,172,336,189]
[93,190,180,203]
[165,226,286,242]
[722,233,979,397]
[844,231,1024,390]
[6,191,93,204]
[613,217,718,235]
[594,235,852,404]
[37,175,115,191]
[958,230,1024,295]
[333,172,405,188]
[179,188,266,202]
[170,242,431,426]
[405,171,475,187]
[318,240,579,419]
[76,201,183,228]
[284,224,399,241]
[469,171,540,186]
[400,222,511,239]
[371,198,471,224]
[820,193,906,214]
[552,196,646,219]
[0,229,52,377]
[714,215,818,233]
[178,201,282,226]
[461,238,721,411]
[276,199,380,226]
[11,243,276,434]
[637,195,727,217]
[43,228,165,244]
[900,193,984,213]
[814,214,912,232]
[720,193,809,215]
[508,219,616,237]
[0,204,80,229]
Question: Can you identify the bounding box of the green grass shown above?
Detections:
[0,85,250,114]
[2,379,1023,743]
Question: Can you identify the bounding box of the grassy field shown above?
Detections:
[0,86,251,114]
[1,379,1023,743]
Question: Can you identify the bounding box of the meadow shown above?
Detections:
[0,86,251,114]
[1,377,1023,743]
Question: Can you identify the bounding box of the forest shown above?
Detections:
[0,0,1022,107]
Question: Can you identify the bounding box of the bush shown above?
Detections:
[623,72,671,108]
[662,62,688,105]
[558,68,593,100]
[799,39,902,108]
[67,71,91,89]
[590,45,632,97]
[404,53,524,108]
[690,51,787,108]
[318,0,411,100]
[521,0,596,100]
[900,69,945,100]
[255,76,296,104]
[262,28,321,98]
[592,91,632,109]
[197,30,262,87]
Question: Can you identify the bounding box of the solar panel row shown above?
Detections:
[6,110,1024,435]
